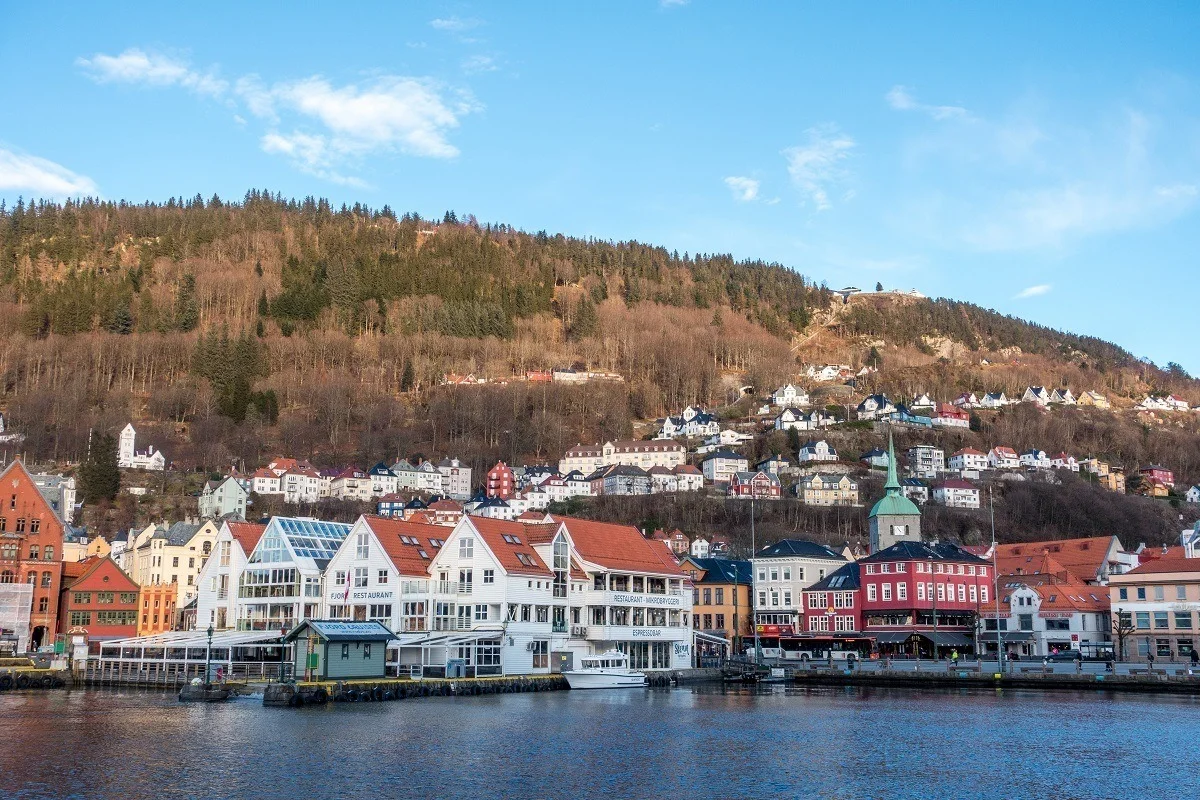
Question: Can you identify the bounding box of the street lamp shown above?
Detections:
[279,625,289,683]
[204,624,214,685]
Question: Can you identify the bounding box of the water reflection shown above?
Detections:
[2,685,1195,799]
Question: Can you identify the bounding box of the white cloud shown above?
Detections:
[783,124,855,210]
[260,132,367,187]
[1015,284,1052,299]
[723,176,760,203]
[661,0,691,6]
[0,148,98,197]
[77,48,227,97]
[461,55,499,75]
[886,85,970,121]
[430,16,482,32]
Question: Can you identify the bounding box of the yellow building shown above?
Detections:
[681,556,754,654]
[1108,554,1200,661]
[126,520,220,609]
[797,473,860,506]
[1078,391,1111,410]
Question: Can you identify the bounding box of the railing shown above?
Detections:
[401,580,430,595]
[435,581,471,595]
[433,618,473,631]
[552,622,568,633]
[216,588,228,600]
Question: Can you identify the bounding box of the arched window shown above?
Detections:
[27,572,37,584]
[41,571,52,587]
[0,570,14,584]
[43,546,54,560]
[28,545,39,560]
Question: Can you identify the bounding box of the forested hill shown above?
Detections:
[0,191,1195,471]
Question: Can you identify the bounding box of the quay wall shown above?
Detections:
[791,667,1200,694]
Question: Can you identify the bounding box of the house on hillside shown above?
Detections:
[988,446,1020,470]
[198,477,248,520]
[857,394,896,420]
[933,478,980,509]
[900,478,929,505]
[1186,485,1200,504]
[118,424,166,471]
[1078,391,1111,409]
[979,392,1009,409]
[910,394,935,412]
[1139,464,1175,488]
[1050,453,1079,472]
[658,406,721,439]
[729,471,781,500]
[1019,450,1051,470]
[861,448,889,469]
[799,440,838,463]
[1050,388,1076,405]
[772,384,810,408]
[932,403,970,428]
[796,473,858,506]
[702,450,749,486]
[953,393,979,409]
[774,407,833,431]
[1021,386,1053,406]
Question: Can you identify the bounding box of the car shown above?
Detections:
[1046,650,1083,661]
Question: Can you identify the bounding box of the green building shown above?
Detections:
[284,620,394,681]
[868,433,923,553]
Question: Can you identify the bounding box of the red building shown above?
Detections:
[1139,464,1175,488]
[486,461,515,499]
[0,460,65,652]
[57,556,140,651]
[858,540,993,657]
[729,471,781,499]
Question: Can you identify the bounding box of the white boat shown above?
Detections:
[563,650,648,689]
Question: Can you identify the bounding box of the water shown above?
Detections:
[2,685,1195,799]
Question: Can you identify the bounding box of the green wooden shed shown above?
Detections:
[284,620,394,681]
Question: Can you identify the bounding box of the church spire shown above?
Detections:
[884,429,901,493]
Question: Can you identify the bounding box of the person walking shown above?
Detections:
[950,649,959,666]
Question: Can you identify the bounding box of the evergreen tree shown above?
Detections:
[175,274,199,332]
[401,359,415,393]
[570,297,598,340]
[80,430,120,503]
[257,290,269,316]
[254,259,263,278]
[876,282,883,292]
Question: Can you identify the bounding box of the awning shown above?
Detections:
[870,632,912,644]
[921,631,973,647]
[993,631,1035,643]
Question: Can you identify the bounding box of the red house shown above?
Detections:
[729,471,781,500]
[486,461,515,499]
[1139,464,1175,488]
[57,556,140,651]
[858,540,993,658]
[0,460,66,652]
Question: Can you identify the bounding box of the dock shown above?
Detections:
[789,664,1200,694]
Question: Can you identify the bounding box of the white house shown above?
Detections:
[198,476,249,520]
[1050,388,1076,405]
[472,497,517,520]
[861,448,890,469]
[906,445,945,479]
[368,463,399,497]
[118,424,166,471]
[1021,386,1052,406]
[910,393,935,412]
[1019,450,1051,470]
[1185,485,1200,504]
[985,579,1111,659]
[774,407,833,431]
[933,478,980,509]
[952,393,979,409]
[437,457,474,500]
[648,467,679,494]
[195,520,266,630]
[798,440,838,463]
[696,429,756,454]
[979,392,1009,409]
[771,384,810,408]
[805,364,850,382]
[701,450,749,486]
[658,406,721,439]
[988,447,1020,470]
[281,467,325,504]
[673,465,705,492]
[948,448,988,474]
[235,517,352,631]
[856,394,896,420]
[690,538,711,558]
[329,468,373,502]
[250,468,283,496]
[1050,453,1080,472]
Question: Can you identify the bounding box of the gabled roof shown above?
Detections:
[464,517,553,576]
[554,517,685,576]
[756,539,846,561]
[701,449,747,463]
[156,521,202,546]
[361,515,446,576]
[936,478,977,491]
[227,521,267,555]
[1123,557,1200,576]
[994,536,1121,582]
[951,448,986,457]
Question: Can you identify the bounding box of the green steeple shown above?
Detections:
[869,430,921,518]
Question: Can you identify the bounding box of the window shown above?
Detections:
[43,546,54,560]
[897,583,907,601]
[957,585,966,602]
[356,533,369,560]
[459,537,474,558]
[715,588,724,604]
[1045,619,1070,631]
[475,604,488,621]
[758,591,767,606]
[1177,586,1188,601]
[757,569,766,581]
[41,571,52,588]
[378,570,389,584]
[363,644,372,659]
[69,611,91,627]
[770,569,779,581]
[38,597,48,613]
[354,568,368,588]
[28,545,39,560]
[1136,587,1146,600]
[1135,611,1150,629]
[341,644,350,659]
[1018,614,1033,631]
[867,584,877,602]
[172,557,179,568]
[783,591,792,606]
[715,613,725,630]
[483,569,495,584]
[531,640,549,668]
[1175,612,1193,629]
[73,592,92,605]
[1154,611,1169,629]
[917,582,926,601]
[937,585,945,602]
[97,592,114,604]
[703,588,712,604]
[980,586,988,604]
[1118,587,1128,600]
[535,606,549,623]
[1153,586,1165,601]
[782,568,792,581]
[882,584,892,602]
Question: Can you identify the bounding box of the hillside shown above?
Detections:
[1,192,1198,482]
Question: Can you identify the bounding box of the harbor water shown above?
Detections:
[2,685,1196,799]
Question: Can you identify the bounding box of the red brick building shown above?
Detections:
[0,460,65,651]
[57,556,140,651]
[486,461,515,499]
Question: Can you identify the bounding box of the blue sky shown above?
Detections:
[2,2,1198,371]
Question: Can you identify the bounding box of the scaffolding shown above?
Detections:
[0,584,33,655]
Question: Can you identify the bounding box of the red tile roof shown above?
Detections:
[995,536,1120,583]
[465,517,554,577]
[554,517,685,576]
[362,515,446,576]
[1123,557,1200,576]
[227,522,267,555]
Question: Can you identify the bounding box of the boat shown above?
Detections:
[178,679,232,703]
[563,650,647,689]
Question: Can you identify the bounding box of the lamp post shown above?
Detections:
[750,488,760,666]
[990,487,1004,673]
[204,624,214,685]
[929,555,938,660]
[279,625,289,683]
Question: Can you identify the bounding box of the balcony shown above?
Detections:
[400,580,430,596]
[433,618,474,631]
[434,581,472,596]
[552,621,568,633]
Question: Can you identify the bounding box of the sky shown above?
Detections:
[1,2,1198,371]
